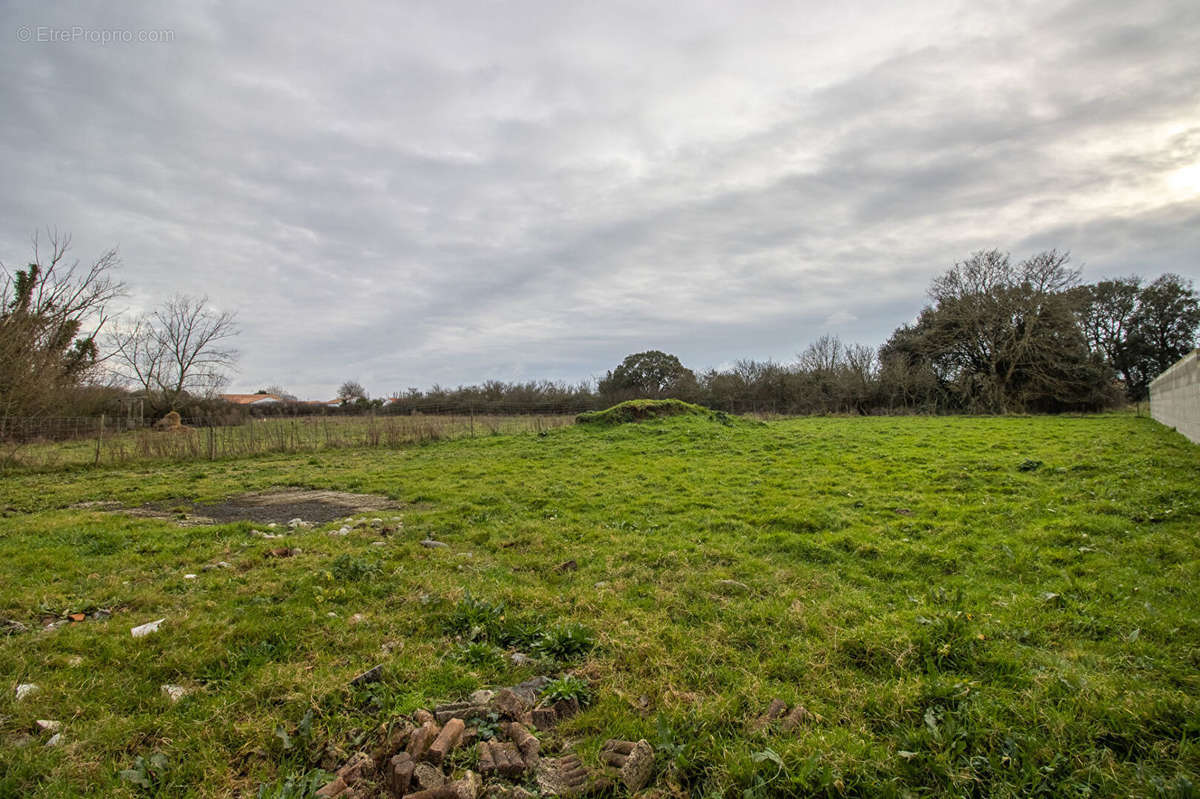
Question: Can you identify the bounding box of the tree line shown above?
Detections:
[1,231,239,428]
[3,234,1197,428]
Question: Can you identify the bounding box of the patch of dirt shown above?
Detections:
[117,489,403,526]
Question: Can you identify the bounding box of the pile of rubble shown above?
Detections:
[317,677,654,798]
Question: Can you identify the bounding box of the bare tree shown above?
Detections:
[1,230,124,424]
[337,380,368,403]
[262,384,298,401]
[108,294,238,415]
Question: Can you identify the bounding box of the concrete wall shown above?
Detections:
[1150,348,1200,444]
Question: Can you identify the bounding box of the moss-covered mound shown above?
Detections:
[576,399,737,426]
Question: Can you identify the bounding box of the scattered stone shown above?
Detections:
[714,579,750,594]
[601,739,655,792]
[448,770,483,799]
[386,751,415,795]
[593,581,608,589]
[531,707,558,731]
[267,547,299,557]
[350,664,383,686]
[67,655,83,667]
[45,732,62,747]
[780,704,818,729]
[433,701,485,725]
[504,722,540,765]
[752,698,794,731]
[315,776,348,798]
[554,559,577,573]
[492,688,532,720]
[348,613,367,625]
[470,689,496,705]
[370,541,387,547]
[421,539,449,549]
[536,754,609,797]
[509,652,533,667]
[414,709,436,726]
[183,574,197,580]
[15,683,39,701]
[551,696,580,722]
[35,719,61,733]
[2,618,28,635]
[483,785,535,799]
[412,761,447,791]
[331,526,351,536]
[426,717,466,765]
[407,720,441,760]
[894,508,914,516]
[203,561,232,570]
[336,751,374,786]
[130,618,165,638]
[161,684,187,702]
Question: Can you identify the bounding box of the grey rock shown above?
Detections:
[619,740,655,792]
[350,664,383,686]
[412,761,446,790]
[420,539,449,548]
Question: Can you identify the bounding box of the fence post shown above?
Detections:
[208,423,216,460]
[470,405,475,438]
[94,414,104,465]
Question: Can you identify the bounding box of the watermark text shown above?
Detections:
[16,26,175,44]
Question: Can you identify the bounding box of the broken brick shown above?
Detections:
[315,776,348,798]
[491,688,531,720]
[407,720,441,760]
[530,707,558,730]
[336,752,374,786]
[426,717,465,765]
[504,722,540,763]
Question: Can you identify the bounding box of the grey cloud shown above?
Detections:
[2,0,1197,398]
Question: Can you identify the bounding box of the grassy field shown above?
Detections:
[1,411,1198,797]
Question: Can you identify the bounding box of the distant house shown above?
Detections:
[220,393,284,406]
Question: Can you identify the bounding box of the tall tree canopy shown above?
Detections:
[886,250,1117,413]
[0,232,123,422]
[598,350,696,399]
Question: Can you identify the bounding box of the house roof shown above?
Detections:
[220,393,283,405]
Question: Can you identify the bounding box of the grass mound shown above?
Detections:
[576,398,734,426]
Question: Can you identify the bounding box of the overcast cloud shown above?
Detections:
[2,0,1198,398]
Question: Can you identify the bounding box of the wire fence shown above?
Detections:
[0,410,577,470]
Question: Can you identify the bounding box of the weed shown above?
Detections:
[541,674,592,706]
[453,641,506,669]
[535,623,595,661]
[255,770,331,799]
[118,753,172,795]
[329,553,381,582]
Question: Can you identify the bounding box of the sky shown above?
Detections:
[2,0,1198,400]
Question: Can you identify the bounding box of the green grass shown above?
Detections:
[1,413,1198,797]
